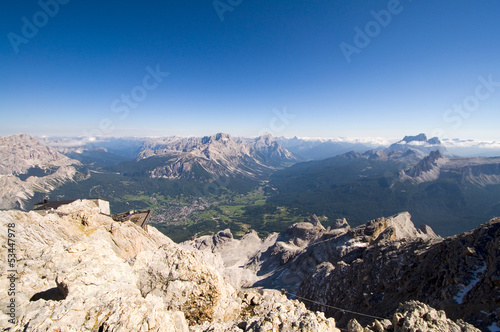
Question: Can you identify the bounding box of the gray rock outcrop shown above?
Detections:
[0,200,338,331]
[348,300,480,332]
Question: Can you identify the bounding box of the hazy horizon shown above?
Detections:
[5,131,500,155]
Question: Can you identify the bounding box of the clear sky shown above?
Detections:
[1,0,500,140]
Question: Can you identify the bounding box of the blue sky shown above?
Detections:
[1,0,500,140]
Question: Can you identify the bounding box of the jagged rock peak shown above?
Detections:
[0,134,82,210]
[398,150,448,184]
[332,217,349,229]
[298,217,499,330]
[285,215,327,241]
[0,133,79,175]
[253,133,280,147]
[428,149,443,159]
[388,133,450,158]
[252,133,297,161]
[135,132,297,180]
[402,133,429,143]
[361,212,440,243]
[305,214,322,227]
[256,132,274,141]
[400,133,442,145]
[201,132,233,144]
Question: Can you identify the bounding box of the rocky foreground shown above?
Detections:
[182,213,499,331]
[0,200,493,331]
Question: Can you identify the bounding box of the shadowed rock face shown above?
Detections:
[298,217,500,331]
[245,212,440,294]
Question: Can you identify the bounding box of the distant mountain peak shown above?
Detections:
[135,133,297,180]
[398,150,448,184]
[402,133,428,143]
[0,134,79,176]
[399,133,442,145]
[201,132,233,144]
[255,133,276,144]
[427,136,442,145]
[388,134,449,158]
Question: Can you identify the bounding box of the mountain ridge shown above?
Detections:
[268,134,500,236]
[134,133,298,180]
[0,134,82,210]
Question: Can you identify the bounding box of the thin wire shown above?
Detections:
[285,290,389,321]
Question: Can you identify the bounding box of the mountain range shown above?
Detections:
[278,134,500,160]
[0,133,300,217]
[1,132,499,330]
[133,133,297,180]
[2,132,500,239]
[269,134,500,235]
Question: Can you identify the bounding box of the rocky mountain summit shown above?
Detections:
[183,212,499,331]
[387,133,452,158]
[0,200,339,331]
[135,133,297,180]
[345,134,500,187]
[0,134,77,175]
[183,213,439,292]
[331,133,450,164]
[0,134,82,210]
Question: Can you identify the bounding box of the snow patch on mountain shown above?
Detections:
[454,263,487,304]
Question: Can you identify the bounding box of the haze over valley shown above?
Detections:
[3,132,500,240]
